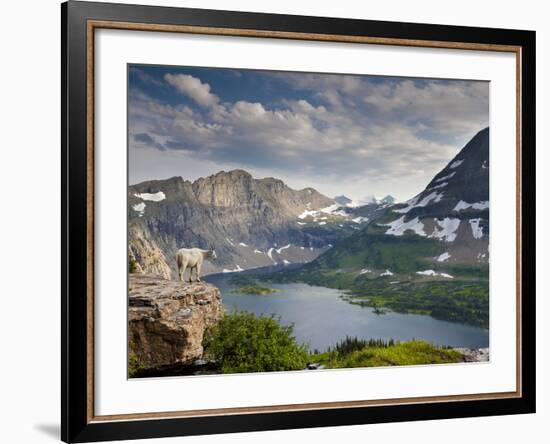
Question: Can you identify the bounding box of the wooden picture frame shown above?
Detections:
[61,1,536,442]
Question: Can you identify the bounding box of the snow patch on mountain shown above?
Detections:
[384,216,426,236]
[380,269,394,276]
[132,202,146,216]
[435,172,456,183]
[430,218,461,242]
[352,216,369,224]
[453,200,489,211]
[298,203,350,220]
[428,182,448,190]
[134,191,166,202]
[436,252,451,262]
[298,209,319,219]
[416,270,454,278]
[276,244,291,254]
[320,204,341,214]
[469,218,484,239]
[393,191,443,214]
[450,159,464,169]
[416,269,437,276]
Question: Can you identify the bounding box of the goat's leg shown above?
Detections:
[189,266,195,283]
[179,261,187,282]
[196,262,202,282]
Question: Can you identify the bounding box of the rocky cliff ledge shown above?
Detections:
[128,274,223,374]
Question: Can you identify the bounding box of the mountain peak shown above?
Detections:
[214,169,252,178]
[379,195,396,205]
[334,195,352,206]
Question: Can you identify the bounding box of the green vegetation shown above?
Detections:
[229,275,279,295]
[203,314,466,374]
[232,284,279,295]
[128,350,144,377]
[313,230,444,273]
[330,336,396,354]
[311,337,463,369]
[203,311,309,374]
[268,267,488,328]
[348,278,488,328]
[128,254,139,273]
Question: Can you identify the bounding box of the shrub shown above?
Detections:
[204,311,309,373]
[128,254,139,273]
[128,351,143,377]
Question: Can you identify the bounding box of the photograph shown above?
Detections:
[127,64,490,378]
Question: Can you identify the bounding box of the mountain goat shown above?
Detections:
[176,247,217,283]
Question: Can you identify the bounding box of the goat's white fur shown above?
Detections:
[176,248,217,283]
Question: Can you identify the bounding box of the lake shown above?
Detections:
[205,272,489,352]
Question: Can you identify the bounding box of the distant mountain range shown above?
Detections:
[335,194,396,208]
[128,127,488,284]
[128,170,391,277]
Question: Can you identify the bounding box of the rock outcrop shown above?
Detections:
[128,274,223,373]
[455,347,490,362]
[128,224,172,280]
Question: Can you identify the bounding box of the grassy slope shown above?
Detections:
[311,340,464,368]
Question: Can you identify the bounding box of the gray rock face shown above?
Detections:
[128,170,343,275]
[128,274,224,372]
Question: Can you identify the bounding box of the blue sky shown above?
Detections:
[128,64,488,201]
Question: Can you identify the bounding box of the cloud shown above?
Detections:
[130,67,165,86]
[164,73,219,108]
[129,69,488,200]
[132,132,165,151]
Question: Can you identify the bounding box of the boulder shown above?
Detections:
[128,274,224,373]
[454,347,490,362]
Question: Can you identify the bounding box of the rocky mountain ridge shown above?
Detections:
[128,169,382,276]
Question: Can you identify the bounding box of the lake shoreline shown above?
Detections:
[204,272,489,352]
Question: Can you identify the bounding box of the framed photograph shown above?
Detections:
[62,1,535,442]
